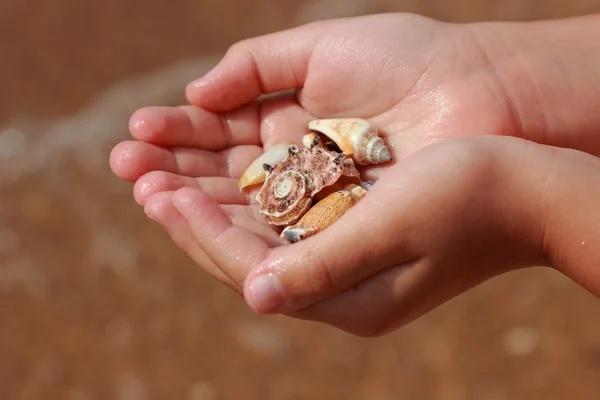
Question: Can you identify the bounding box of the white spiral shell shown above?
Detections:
[306,118,392,165]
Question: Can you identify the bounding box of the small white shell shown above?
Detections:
[308,118,392,165]
[238,142,295,190]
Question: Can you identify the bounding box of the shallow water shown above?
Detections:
[2,1,600,399]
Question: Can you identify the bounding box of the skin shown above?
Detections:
[110,13,600,336]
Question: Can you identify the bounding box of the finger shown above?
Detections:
[134,172,254,206]
[242,180,413,314]
[129,105,262,151]
[172,187,274,287]
[143,191,239,292]
[130,93,310,152]
[186,22,330,111]
[109,140,262,182]
[224,205,287,248]
[112,93,316,183]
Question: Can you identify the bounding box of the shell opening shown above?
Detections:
[307,119,358,155]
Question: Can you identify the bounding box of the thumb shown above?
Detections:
[186,22,329,112]
[242,178,415,314]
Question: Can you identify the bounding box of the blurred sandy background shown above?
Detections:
[2,1,600,399]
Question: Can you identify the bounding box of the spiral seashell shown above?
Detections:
[307,118,392,165]
[280,182,369,243]
[238,142,295,191]
[256,139,361,226]
[257,168,313,226]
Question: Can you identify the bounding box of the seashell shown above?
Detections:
[307,118,392,165]
[302,133,316,149]
[280,182,369,243]
[302,132,347,153]
[255,138,361,226]
[238,142,295,191]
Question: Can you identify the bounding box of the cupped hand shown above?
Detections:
[110,13,560,335]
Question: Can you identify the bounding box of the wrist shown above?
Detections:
[470,14,600,155]
[533,145,600,298]
[477,137,553,272]
[471,135,600,295]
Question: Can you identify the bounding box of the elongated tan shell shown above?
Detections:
[307,118,392,165]
[256,139,361,226]
[238,142,295,191]
[280,183,369,243]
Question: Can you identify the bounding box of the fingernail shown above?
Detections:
[247,272,285,313]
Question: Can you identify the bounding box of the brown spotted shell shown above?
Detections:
[255,139,361,226]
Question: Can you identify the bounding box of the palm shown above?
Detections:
[302,14,516,154]
[226,15,514,213]
[111,13,519,290]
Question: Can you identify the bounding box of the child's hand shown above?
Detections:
[237,135,600,336]
[112,13,520,290]
[109,13,600,335]
[140,134,600,336]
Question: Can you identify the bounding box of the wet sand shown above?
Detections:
[2,1,600,399]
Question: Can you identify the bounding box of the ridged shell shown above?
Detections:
[280,183,369,243]
[255,139,361,226]
[307,118,392,165]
